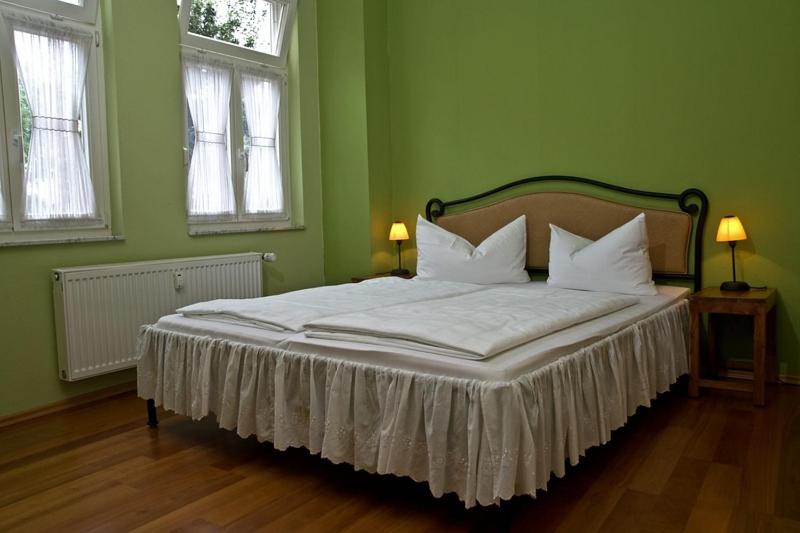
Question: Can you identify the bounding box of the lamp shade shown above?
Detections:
[389,221,409,241]
[716,215,747,242]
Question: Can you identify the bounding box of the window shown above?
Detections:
[0,0,110,244]
[178,0,294,68]
[178,0,295,234]
[2,0,99,24]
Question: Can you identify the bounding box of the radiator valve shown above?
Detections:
[262,252,277,263]
[173,271,184,290]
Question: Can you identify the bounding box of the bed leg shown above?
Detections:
[495,501,512,533]
[472,501,512,532]
[146,399,158,428]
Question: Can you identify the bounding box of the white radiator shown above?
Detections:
[53,252,263,381]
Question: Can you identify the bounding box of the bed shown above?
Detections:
[136,176,709,508]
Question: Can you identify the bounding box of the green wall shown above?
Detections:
[318,0,393,283]
[385,0,800,374]
[4,0,800,418]
[364,0,394,275]
[0,0,325,417]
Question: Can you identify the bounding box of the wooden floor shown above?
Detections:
[1,381,799,532]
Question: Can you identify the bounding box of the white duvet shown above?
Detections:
[177,277,483,332]
[305,286,639,359]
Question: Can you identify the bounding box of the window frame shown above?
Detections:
[177,0,295,70]
[0,111,10,232]
[182,49,292,235]
[0,1,111,245]
[0,0,99,24]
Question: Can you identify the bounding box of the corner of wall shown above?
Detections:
[317,0,393,283]
[364,0,394,274]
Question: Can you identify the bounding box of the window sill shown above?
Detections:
[188,222,305,236]
[0,234,125,247]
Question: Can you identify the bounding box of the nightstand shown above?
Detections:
[351,272,414,283]
[688,288,777,406]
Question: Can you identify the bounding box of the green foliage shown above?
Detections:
[18,80,31,162]
[187,0,269,50]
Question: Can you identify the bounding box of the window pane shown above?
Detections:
[241,72,282,214]
[17,79,86,172]
[19,79,31,166]
[12,23,97,221]
[0,170,6,220]
[183,59,235,217]
[186,103,195,155]
[187,0,285,56]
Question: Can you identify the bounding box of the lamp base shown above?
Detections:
[720,281,750,292]
[390,268,410,276]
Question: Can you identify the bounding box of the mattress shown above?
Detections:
[154,282,689,382]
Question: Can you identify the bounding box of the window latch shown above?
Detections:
[11,132,23,164]
[238,148,249,172]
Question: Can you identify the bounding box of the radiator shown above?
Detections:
[53,253,263,381]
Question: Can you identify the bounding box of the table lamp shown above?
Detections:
[716,215,750,291]
[389,221,410,276]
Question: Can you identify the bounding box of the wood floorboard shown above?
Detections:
[740,393,783,514]
[646,456,710,531]
[0,382,798,532]
[714,408,755,467]
[685,408,727,462]
[775,393,800,521]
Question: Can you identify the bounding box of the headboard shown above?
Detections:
[425,176,708,291]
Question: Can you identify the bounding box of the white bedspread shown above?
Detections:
[305,286,638,359]
[137,300,689,508]
[177,277,483,332]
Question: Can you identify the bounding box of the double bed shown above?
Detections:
[137,176,708,508]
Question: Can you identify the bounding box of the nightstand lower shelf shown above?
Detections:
[695,378,753,393]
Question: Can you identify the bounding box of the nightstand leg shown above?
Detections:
[753,311,767,407]
[689,309,701,398]
[767,306,778,383]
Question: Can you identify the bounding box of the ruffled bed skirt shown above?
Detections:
[137,301,689,508]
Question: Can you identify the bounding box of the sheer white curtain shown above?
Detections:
[0,178,7,221]
[267,1,285,55]
[183,58,235,217]
[11,20,95,221]
[242,72,283,214]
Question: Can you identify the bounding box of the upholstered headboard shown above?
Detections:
[425,176,708,291]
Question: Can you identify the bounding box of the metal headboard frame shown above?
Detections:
[425,175,708,292]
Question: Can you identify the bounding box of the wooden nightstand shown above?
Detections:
[689,288,777,406]
[351,272,414,283]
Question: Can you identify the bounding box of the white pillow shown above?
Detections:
[547,213,657,295]
[415,214,530,284]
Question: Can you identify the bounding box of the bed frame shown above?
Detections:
[143,175,708,512]
[147,175,708,428]
[147,176,708,428]
[426,175,708,292]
